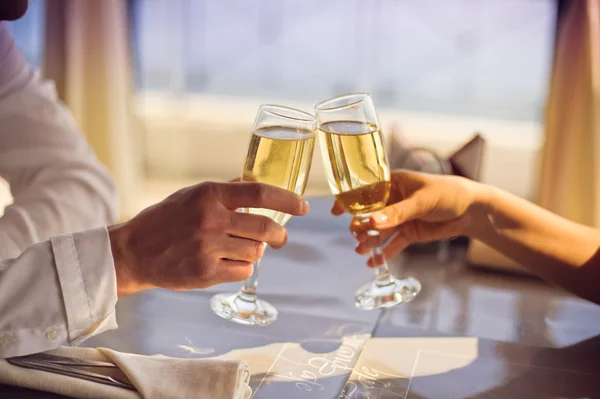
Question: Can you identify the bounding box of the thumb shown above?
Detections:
[369,194,429,229]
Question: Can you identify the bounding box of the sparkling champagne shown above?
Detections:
[318,121,390,216]
[242,126,315,226]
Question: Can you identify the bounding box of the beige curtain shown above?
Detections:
[42,0,141,220]
[538,0,600,226]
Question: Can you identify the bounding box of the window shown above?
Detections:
[132,0,557,122]
[4,0,46,69]
[5,0,559,206]
[131,0,557,200]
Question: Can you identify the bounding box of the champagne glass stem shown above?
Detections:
[367,228,395,287]
[240,243,267,300]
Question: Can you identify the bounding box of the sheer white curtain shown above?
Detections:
[538,0,600,226]
[43,0,141,219]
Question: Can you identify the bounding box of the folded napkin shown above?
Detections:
[0,346,251,399]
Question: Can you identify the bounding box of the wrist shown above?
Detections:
[464,180,497,239]
[108,222,143,298]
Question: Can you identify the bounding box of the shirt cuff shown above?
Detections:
[50,227,118,345]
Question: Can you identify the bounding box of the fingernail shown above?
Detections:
[301,200,310,214]
[372,213,388,225]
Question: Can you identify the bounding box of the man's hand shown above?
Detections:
[109,181,309,297]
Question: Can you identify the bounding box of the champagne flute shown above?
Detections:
[210,105,316,325]
[315,93,421,310]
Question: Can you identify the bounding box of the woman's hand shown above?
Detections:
[334,170,600,306]
[332,170,488,266]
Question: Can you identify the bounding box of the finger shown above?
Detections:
[365,219,465,267]
[369,194,428,229]
[350,218,370,237]
[229,177,241,183]
[217,182,309,216]
[220,236,266,263]
[355,228,398,254]
[367,234,410,267]
[356,240,374,255]
[352,227,397,243]
[350,216,395,240]
[331,200,345,216]
[227,212,288,249]
[214,260,254,283]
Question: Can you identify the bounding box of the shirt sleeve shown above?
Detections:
[0,228,118,358]
[0,23,120,357]
[0,22,118,251]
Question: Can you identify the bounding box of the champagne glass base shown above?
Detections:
[355,277,422,310]
[210,292,278,326]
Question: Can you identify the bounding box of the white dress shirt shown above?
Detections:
[0,23,119,358]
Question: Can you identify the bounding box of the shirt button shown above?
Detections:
[0,334,13,347]
[45,329,59,341]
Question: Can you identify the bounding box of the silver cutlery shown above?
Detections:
[14,353,118,368]
[7,353,137,391]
